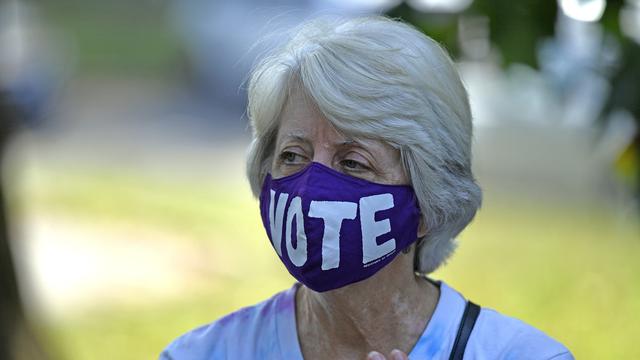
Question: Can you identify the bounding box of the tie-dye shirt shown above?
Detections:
[160,280,573,359]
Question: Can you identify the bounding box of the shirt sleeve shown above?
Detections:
[468,308,573,360]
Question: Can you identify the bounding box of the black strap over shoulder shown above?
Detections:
[448,301,481,360]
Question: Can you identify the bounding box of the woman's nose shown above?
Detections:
[311,147,334,170]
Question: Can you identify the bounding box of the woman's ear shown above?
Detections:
[417,217,427,238]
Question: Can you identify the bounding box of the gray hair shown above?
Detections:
[245,15,482,274]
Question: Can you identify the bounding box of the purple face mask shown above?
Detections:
[259,162,421,292]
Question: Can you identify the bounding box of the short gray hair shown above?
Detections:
[245,15,482,274]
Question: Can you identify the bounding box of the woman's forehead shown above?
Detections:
[276,85,398,155]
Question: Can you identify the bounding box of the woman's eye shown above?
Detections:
[280,151,303,164]
[341,159,367,170]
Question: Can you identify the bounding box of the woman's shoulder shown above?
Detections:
[412,280,573,359]
[470,305,574,359]
[159,284,298,359]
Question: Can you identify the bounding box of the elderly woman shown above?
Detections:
[161,16,573,360]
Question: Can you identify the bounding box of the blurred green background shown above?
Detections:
[21,162,640,359]
[1,0,639,359]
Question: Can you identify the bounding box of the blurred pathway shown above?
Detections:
[15,212,222,319]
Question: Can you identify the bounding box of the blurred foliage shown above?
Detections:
[388,0,557,66]
[388,0,640,206]
[23,166,640,360]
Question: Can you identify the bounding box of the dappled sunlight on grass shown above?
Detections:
[17,166,640,360]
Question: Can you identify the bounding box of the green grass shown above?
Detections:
[434,199,640,359]
[41,279,293,360]
[20,166,640,360]
[40,2,182,76]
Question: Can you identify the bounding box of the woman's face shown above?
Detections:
[271,89,408,187]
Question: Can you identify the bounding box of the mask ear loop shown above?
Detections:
[413,233,427,277]
[412,200,426,273]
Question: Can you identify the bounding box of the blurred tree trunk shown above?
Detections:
[1,88,21,359]
[0,90,49,360]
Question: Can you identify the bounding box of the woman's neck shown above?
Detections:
[295,249,440,359]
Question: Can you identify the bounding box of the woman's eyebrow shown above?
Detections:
[281,134,377,155]
[338,138,379,151]
[337,139,381,158]
[337,138,368,148]
[339,139,357,146]
[282,133,310,145]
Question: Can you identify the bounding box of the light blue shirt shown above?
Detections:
[160,280,574,359]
